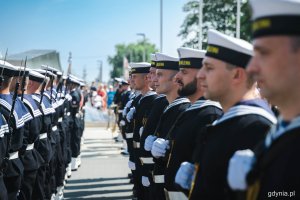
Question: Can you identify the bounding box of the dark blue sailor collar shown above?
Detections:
[22,94,43,118]
[32,93,55,115]
[139,91,157,103]
[163,97,190,113]
[212,99,277,126]
[0,94,32,129]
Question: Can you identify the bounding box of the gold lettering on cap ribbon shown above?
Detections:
[179,60,191,66]
[252,18,271,32]
[156,62,164,67]
[207,45,219,54]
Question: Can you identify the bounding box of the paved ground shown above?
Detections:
[63,125,133,200]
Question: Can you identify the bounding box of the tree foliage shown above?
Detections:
[108,39,158,78]
[178,0,251,49]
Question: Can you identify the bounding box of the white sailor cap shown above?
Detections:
[120,80,129,85]
[206,29,253,68]
[68,77,81,85]
[13,66,30,77]
[129,62,151,74]
[0,60,18,77]
[177,47,206,69]
[250,0,300,38]
[68,74,84,83]
[41,65,58,72]
[155,53,179,70]
[56,71,63,76]
[29,70,45,83]
[114,77,122,82]
[150,53,158,68]
[34,69,57,79]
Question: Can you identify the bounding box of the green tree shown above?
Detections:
[178,0,251,49]
[108,39,158,78]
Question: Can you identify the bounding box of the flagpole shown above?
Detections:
[199,0,203,49]
[236,0,241,38]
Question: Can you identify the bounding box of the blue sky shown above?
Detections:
[0,0,187,82]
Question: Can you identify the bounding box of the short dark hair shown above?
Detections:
[290,36,300,52]
[0,76,12,89]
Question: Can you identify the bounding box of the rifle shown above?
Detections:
[39,66,49,104]
[20,57,27,101]
[5,67,22,163]
[55,71,64,99]
[50,73,54,104]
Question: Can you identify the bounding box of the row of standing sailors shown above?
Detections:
[115,47,278,200]
[0,62,85,200]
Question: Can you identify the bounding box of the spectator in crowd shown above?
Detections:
[107,85,116,108]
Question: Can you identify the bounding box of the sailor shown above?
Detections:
[162,47,223,200]
[44,67,66,200]
[140,54,169,199]
[35,69,60,198]
[68,76,82,172]
[117,80,131,143]
[0,60,11,200]
[31,69,55,200]
[62,75,73,179]
[147,53,191,200]
[228,0,300,199]
[125,74,142,198]
[0,113,9,200]
[121,76,135,155]
[130,62,157,200]
[176,29,277,200]
[0,61,33,200]
[13,67,44,200]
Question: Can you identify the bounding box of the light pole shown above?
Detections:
[137,33,146,62]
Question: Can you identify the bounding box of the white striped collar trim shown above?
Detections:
[265,116,300,147]
[156,94,166,99]
[22,99,42,118]
[0,124,9,137]
[212,104,277,126]
[139,91,157,103]
[44,92,51,101]
[163,97,190,113]
[186,100,222,111]
[22,112,33,123]
[32,95,41,102]
[0,99,25,128]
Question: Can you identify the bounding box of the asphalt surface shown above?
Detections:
[64,107,133,200]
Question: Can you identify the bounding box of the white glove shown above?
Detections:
[122,108,127,118]
[175,162,195,190]
[139,126,144,136]
[119,120,125,127]
[126,107,136,122]
[227,149,255,190]
[128,161,136,170]
[151,138,170,158]
[144,135,157,151]
[142,176,150,187]
[122,100,133,117]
